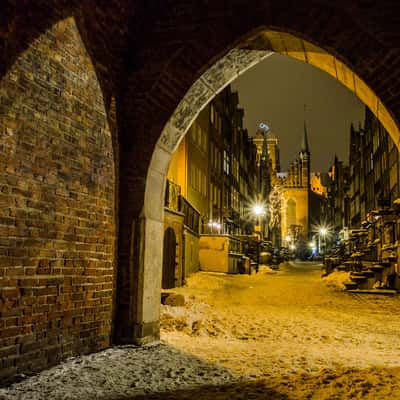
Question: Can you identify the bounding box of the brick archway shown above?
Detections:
[140,28,399,344]
[1,0,399,380]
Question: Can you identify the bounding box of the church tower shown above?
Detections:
[300,121,310,188]
[260,129,271,202]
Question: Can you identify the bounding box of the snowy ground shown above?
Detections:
[0,343,239,400]
[2,261,400,399]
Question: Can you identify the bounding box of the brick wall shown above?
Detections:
[0,17,116,382]
[0,0,399,382]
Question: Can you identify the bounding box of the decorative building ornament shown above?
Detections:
[259,122,270,132]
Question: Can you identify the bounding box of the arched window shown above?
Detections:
[287,198,296,227]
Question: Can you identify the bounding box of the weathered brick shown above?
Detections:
[0,0,399,386]
[0,345,19,359]
[0,287,19,298]
[0,14,115,382]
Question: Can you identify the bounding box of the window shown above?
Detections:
[201,127,207,152]
[212,184,216,205]
[223,150,230,175]
[390,164,397,190]
[224,189,229,208]
[388,136,394,152]
[190,164,196,188]
[190,125,196,142]
[232,156,239,180]
[373,132,379,153]
[190,164,207,197]
[196,124,202,147]
[202,173,207,196]
[217,114,222,134]
[212,185,221,208]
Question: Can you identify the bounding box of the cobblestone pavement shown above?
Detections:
[1,262,400,399]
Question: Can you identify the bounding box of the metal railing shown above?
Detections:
[165,179,200,233]
[180,196,200,233]
[165,179,181,212]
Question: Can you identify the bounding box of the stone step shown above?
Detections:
[370,264,384,272]
[343,281,358,290]
[345,289,397,296]
[161,292,185,306]
[350,275,367,282]
[362,269,376,278]
[380,261,392,267]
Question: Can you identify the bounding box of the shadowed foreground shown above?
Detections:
[2,262,400,399]
[131,367,400,400]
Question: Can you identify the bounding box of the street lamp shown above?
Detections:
[253,204,265,217]
[309,241,317,259]
[208,220,221,234]
[319,227,327,261]
[252,203,266,273]
[252,203,266,238]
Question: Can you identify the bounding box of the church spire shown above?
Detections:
[301,121,309,153]
[301,105,310,154]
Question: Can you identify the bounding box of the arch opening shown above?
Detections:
[140,28,400,344]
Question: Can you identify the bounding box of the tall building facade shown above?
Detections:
[325,106,400,252]
[254,123,327,252]
[327,156,350,238]
[208,88,258,235]
[349,108,400,222]
[347,107,400,225]
[163,85,258,287]
[271,126,313,247]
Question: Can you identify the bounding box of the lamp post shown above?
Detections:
[319,227,327,262]
[252,203,266,273]
[253,204,265,235]
[208,220,221,234]
[309,241,317,259]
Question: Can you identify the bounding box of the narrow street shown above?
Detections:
[2,262,400,399]
[161,261,400,398]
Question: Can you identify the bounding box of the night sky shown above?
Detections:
[231,53,365,173]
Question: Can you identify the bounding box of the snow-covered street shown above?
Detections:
[2,261,400,399]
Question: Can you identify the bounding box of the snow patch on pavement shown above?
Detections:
[0,344,239,400]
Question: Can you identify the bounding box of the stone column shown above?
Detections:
[115,49,273,344]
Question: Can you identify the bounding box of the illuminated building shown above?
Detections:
[163,85,257,286]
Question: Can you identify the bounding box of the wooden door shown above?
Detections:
[162,228,176,289]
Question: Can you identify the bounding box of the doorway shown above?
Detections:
[162,227,177,289]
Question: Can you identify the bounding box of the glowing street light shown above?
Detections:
[251,202,266,273]
[252,203,266,235]
[311,221,332,260]
[253,204,265,217]
[319,227,328,260]
[208,220,221,234]
[319,227,327,236]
